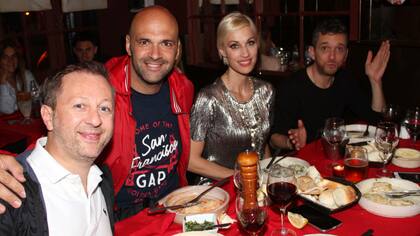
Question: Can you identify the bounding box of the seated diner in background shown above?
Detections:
[0,62,115,235]
[0,39,38,115]
[72,32,100,63]
[188,12,274,181]
[270,18,389,151]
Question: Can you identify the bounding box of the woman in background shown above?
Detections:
[188,12,275,181]
[0,39,37,114]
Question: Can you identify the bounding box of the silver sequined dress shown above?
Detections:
[190,77,275,169]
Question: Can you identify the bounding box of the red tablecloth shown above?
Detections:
[116,139,420,236]
[0,112,46,151]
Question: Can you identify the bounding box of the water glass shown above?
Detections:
[322,117,346,145]
[403,107,420,144]
[321,117,347,161]
[16,91,32,124]
[375,121,399,177]
[236,190,268,236]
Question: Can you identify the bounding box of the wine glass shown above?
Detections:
[374,121,399,177]
[30,80,42,118]
[403,107,420,144]
[16,91,32,124]
[382,104,400,123]
[322,117,346,145]
[267,165,297,236]
[236,190,268,236]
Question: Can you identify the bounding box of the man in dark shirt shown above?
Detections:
[270,19,389,150]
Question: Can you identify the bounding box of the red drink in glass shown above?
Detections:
[344,158,368,183]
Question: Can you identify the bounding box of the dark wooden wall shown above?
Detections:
[95,1,419,112]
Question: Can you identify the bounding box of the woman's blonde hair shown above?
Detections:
[216,12,258,53]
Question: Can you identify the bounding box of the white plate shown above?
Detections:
[260,157,310,184]
[392,148,420,168]
[356,177,420,218]
[174,232,223,236]
[346,124,376,143]
[183,213,217,233]
[260,156,310,170]
[304,234,337,236]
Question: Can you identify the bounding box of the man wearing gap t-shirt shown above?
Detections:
[103,7,193,220]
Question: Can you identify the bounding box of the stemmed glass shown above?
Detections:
[322,117,347,145]
[374,121,399,177]
[403,107,420,145]
[382,104,400,123]
[267,165,297,236]
[236,190,268,236]
[16,91,32,124]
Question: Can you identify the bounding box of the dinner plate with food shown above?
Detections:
[356,177,420,218]
[262,158,360,213]
[392,148,420,168]
[260,157,310,175]
[158,185,230,224]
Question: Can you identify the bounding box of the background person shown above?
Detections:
[270,19,389,151]
[188,12,274,181]
[0,39,38,114]
[72,32,99,63]
[0,62,115,235]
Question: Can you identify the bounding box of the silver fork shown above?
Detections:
[384,189,420,198]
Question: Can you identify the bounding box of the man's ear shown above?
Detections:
[125,35,132,56]
[175,39,182,63]
[41,105,54,131]
[308,46,315,60]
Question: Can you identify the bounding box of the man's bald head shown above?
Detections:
[125,6,181,94]
[129,6,179,38]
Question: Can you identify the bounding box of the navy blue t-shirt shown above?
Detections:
[116,81,180,209]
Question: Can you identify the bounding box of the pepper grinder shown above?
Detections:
[237,150,259,210]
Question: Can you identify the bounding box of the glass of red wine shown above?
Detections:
[236,190,268,236]
[267,165,297,236]
[403,107,420,145]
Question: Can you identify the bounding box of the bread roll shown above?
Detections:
[306,166,322,184]
[319,189,338,209]
[332,186,357,206]
[296,176,316,192]
[317,179,343,190]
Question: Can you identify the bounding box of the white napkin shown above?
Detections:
[362,141,392,162]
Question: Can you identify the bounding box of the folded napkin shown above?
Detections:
[115,209,176,236]
[362,141,391,162]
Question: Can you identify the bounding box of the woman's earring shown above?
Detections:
[222,56,229,66]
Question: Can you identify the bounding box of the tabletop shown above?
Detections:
[0,112,46,153]
[115,139,420,236]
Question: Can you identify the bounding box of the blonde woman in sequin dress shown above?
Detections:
[188,12,275,181]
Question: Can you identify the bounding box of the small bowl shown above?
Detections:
[392,148,420,168]
[183,213,217,233]
[161,185,229,224]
